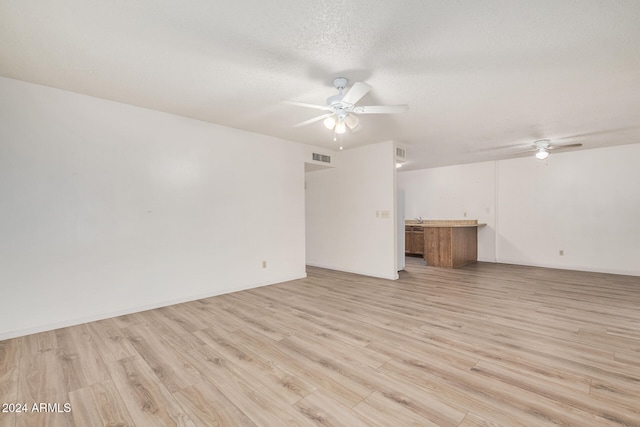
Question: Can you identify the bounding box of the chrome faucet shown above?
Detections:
[415,216,423,224]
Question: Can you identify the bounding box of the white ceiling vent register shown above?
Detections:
[395,145,407,168]
[312,153,331,163]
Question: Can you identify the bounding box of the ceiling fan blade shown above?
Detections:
[510,148,538,155]
[293,113,333,128]
[548,143,583,150]
[341,82,372,105]
[555,126,638,141]
[344,114,360,130]
[282,100,330,111]
[353,105,409,114]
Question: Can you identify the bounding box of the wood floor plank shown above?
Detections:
[0,338,21,401]
[184,303,250,335]
[294,389,372,427]
[193,327,317,404]
[68,379,135,427]
[212,298,290,341]
[121,322,203,393]
[380,358,575,427]
[0,411,14,427]
[266,305,375,348]
[21,330,57,355]
[470,359,640,426]
[353,391,443,427]
[137,309,207,352]
[0,338,21,427]
[110,312,145,329]
[382,353,625,426]
[230,326,374,408]
[55,325,110,392]
[280,321,391,369]
[589,379,640,414]
[280,331,468,426]
[17,348,68,403]
[83,318,137,364]
[2,257,639,425]
[182,345,316,426]
[15,346,75,427]
[156,304,211,334]
[414,316,638,388]
[173,380,257,427]
[457,411,509,427]
[106,356,195,426]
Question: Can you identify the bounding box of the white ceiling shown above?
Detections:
[2,1,640,170]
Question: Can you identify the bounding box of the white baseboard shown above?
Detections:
[306,263,398,280]
[0,273,307,341]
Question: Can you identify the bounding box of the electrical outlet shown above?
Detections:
[262,260,267,268]
[464,212,467,217]
[559,250,564,256]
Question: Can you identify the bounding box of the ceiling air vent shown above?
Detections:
[312,153,331,163]
[396,147,406,160]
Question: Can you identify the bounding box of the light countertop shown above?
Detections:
[405,220,486,228]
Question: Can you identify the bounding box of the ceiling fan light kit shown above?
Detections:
[525,139,582,160]
[323,116,336,129]
[534,139,550,160]
[497,138,584,160]
[286,77,409,135]
[535,149,549,160]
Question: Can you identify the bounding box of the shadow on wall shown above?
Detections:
[476,224,496,263]
[495,234,532,265]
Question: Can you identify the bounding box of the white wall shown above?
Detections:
[0,77,308,340]
[496,144,640,275]
[305,141,398,279]
[398,144,640,276]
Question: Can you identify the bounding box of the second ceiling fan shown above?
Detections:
[526,139,583,160]
[285,77,409,133]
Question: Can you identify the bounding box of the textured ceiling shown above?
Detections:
[1,0,640,170]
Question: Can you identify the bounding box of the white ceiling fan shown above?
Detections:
[527,139,583,160]
[284,77,409,133]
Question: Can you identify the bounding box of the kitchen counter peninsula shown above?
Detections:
[405,220,485,268]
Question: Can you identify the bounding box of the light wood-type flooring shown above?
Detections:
[1,257,640,426]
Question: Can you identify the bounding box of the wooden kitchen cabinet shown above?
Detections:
[405,227,412,253]
[405,220,485,268]
[423,226,478,268]
[405,226,424,255]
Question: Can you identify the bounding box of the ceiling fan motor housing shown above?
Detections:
[327,77,349,107]
[534,139,551,149]
[327,94,345,106]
